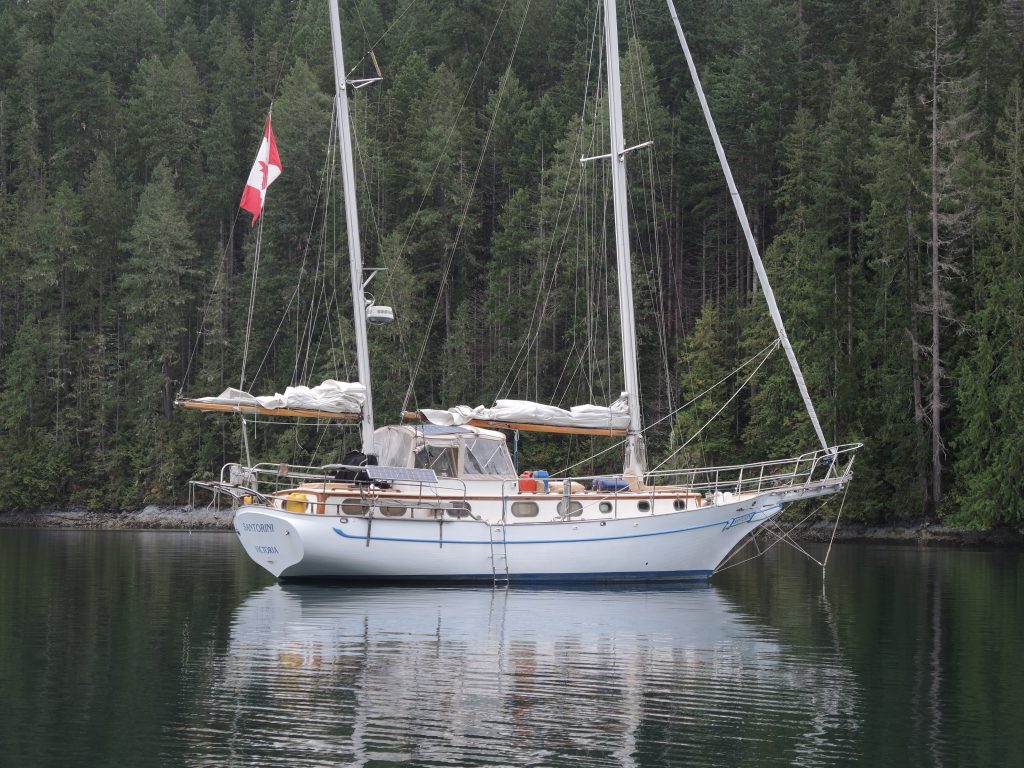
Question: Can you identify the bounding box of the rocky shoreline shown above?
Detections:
[0,505,234,530]
[1,506,1022,548]
[787,519,1024,548]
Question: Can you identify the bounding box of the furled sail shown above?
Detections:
[178,380,365,419]
[417,394,629,436]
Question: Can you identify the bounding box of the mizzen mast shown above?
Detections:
[328,0,375,453]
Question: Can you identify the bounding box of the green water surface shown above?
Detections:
[0,529,1020,767]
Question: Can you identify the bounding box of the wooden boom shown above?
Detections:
[178,399,360,421]
[400,412,626,438]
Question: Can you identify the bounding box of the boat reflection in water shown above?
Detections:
[205,585,860,766]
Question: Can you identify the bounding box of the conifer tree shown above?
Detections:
[120,160,199,421]
[952,80,1024,529]
[862,91,931,517]
[676,302,735,466]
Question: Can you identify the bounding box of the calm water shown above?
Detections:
[0,530,1021,767]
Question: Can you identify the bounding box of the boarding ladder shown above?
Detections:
[488,523,509,588]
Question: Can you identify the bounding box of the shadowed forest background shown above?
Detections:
[1,0,1023,528]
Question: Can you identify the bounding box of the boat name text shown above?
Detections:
[242,522,275,533]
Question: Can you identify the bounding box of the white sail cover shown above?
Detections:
[420,393,630,431]
[193,380,366,414]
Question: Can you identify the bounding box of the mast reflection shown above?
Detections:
[203,585,858,767]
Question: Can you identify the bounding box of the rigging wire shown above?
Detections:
[238,213,265,390]
[188,1,424,465]
[178,206,244,396]
[184,0,359,399]
[295,131,339,385]
[552,12,608,408]
[402,0,534,414]
[553,338,778,477]
[232,0,307,393]
[494,2,604,402]
[621,0,677,438]
[648,338,777,473]
[247,106,343,389]
[346,0,425,78]
[713,488,844,574]
[349,94,417,407]
[396,0,517,413]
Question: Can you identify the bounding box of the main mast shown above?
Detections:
[328,0,375,453]
[602,0,647,475]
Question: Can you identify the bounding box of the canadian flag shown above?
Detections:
[239,117,283,223]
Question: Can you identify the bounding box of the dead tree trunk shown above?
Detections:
[929,10,943,508]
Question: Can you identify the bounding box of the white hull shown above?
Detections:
[234,494,787,581]
[213,440,858,584]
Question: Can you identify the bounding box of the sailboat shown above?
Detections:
[180,0,860,582]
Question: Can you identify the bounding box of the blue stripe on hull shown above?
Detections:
[331,504,781,547]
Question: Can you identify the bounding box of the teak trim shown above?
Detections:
[400,411,626,438]
[178,400,360,421]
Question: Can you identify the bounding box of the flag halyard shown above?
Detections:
[240,117,283,222]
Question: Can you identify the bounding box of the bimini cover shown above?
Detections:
[373,424,514,478]
[193,380,366,414]
[419,393,630,431]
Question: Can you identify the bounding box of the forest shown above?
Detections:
[0,0,1022,528]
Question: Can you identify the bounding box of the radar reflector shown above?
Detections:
[364,466,438,484]
[366,305,395,325]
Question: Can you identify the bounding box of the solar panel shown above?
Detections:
[417,424,472,436]
[364,465,439,484]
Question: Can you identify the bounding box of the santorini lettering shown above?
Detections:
[242,522,275,533]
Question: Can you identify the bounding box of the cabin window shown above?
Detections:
[511,501,539,518]
[673,499,687,511]
[557,500,583,518]
[446,501,472,518]
[637,500,651,512]
[599,501,613,514]
[341,499,367,516]
[414,445,457,477]
[463,439,515,476]
[379,503,407,517]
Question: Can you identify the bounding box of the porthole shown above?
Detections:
[599,501,613,514]
[446,501,472,519]
[557,500,583,518]
[341,499,367,516]
[637,500,651,512]
[379,504,407,517]
[673,499,687,511]
[511,501,540,518]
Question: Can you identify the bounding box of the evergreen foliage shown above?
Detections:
[0,0,1021,529]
